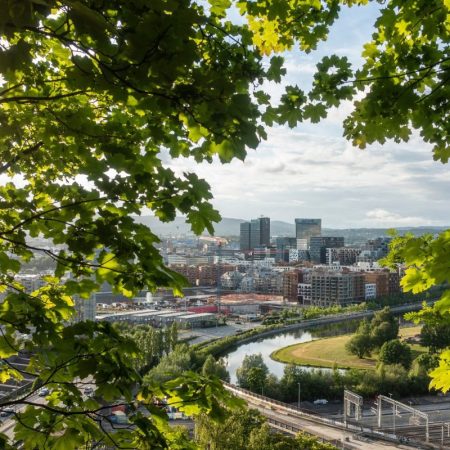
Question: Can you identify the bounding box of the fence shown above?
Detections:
[223,382,409,447]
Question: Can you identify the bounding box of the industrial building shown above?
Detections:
[96,309,217,328]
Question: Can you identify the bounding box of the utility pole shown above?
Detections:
[297,382,301,410]
[216,242,222,325]
[393,403,396,436]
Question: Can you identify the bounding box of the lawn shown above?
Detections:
[270,326,424,370]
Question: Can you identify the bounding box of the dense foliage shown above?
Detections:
[385,234,450,392]
[195,407,337,450]
[116,322,179,372]
[378,339,413,369]
[201,355,230,382]
[236,357,434,402]
[236,354,269,393]
[0,0,448,446]
[346,307,399,358]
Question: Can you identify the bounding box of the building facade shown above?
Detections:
[295,218,321,248]
[310,270,365,306]
[240,222,252,251]
[309,236,344,263]
[275,237,297,262]
[282,270,301,302]
[326,247,361,266]
[365,283,377,300]
[240,217,271,251]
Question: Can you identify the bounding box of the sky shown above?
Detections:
[163,3,450,229]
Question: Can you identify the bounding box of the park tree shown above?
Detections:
[410,353,440,378]
[0,0,448,447]
[345,318,373,358]
[346,332,373,359]
[144,343,195,384]
[378,339,413,370]
[412,307,450,353]
[201,355,230,382]
[236,354,269,392]
[169,322,179,352]
[370,307,399,348]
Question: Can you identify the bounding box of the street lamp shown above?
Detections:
[298,382,301,410]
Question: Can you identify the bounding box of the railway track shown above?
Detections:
[379,423,450,448]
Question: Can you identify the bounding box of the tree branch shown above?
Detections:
[0,142,43,175]
[0,197,107,236]
[0,90,89,104]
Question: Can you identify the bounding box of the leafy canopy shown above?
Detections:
[0,0,448,447]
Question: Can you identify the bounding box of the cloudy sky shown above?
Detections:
[167,3,450,228]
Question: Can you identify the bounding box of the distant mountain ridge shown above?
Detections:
[134,215,447,244]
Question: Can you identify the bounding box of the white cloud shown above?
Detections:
[159,4,450,229]
[364,209,434,227]
[162,124,450,228]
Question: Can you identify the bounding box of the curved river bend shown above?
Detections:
[224,320,361,383]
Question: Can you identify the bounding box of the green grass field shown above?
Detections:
[270,326,425,370]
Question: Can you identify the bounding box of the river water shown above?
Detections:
[224,319,362,383]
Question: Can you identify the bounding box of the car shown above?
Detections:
[313,399,328,405]
[38,388,50,397]
[0,407,14,417]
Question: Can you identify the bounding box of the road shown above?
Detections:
[0,378,96,443]
[181,321,259,344]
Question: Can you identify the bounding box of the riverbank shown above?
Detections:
[270,326,424,370]
[194,303,424,361]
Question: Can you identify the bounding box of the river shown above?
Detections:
[224,319,362,383]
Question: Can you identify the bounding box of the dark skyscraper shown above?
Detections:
[240,217,271,251]
[258,217,270,247]
[310,236,344,263]
[295,218,321,248]
[240,222,251,251]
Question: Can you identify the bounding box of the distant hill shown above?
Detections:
[134,216,246,236]
[133,215,447,244]
[134,216,297,236]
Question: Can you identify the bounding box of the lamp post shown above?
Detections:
[298,382,301,410]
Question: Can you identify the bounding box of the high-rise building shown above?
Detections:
[240,217,271,251]
[295,218,321,248]
[250,219,261,249]
[309,236,344,263]
[275,237,297,262]
[259,217,271,247]
[240,222,251,251]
